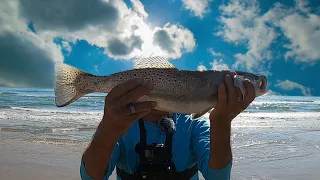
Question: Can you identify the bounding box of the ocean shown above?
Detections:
[1,87,320,179]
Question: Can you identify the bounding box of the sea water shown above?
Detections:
[1,87,320,179]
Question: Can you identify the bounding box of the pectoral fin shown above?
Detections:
[191,107,212,120]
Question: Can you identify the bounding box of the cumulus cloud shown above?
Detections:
[153,23,196,59]
[62,41,72,55]
[197,58,230,71]
[279,13,320,63]
[197,64,207,71]
[216,0,277,72]
[19,0,119,32]
[182,0,212,18]
[216,0,320,73]
[295,0,310,13]
[0,0,63,88]
[210,59,230,70]
[275,80,311,96]
[0,0,196,88]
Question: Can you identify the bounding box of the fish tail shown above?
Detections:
[54,63,89,107]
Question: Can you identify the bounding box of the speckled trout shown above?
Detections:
[54,56,268,118]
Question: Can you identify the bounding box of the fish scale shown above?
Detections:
[54,56,268,119]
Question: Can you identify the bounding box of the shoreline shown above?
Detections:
[1,136,320,180]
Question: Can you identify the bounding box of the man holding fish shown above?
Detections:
[54,57,267,179]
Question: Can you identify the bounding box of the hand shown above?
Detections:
[101,78,157,138]
[209,72,256,124]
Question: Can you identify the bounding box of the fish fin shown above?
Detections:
[54,63,88,107]
[133,56,178,69]
[191,107,212,120]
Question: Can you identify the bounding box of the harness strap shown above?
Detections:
[117,119,199,180]
[134,119,148,164]
[116,164,198,180]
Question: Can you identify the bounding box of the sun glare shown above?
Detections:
[134,22,164,57]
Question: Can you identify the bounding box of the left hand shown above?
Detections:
[209,72,256,124]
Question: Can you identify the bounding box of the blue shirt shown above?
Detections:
[80,113,232,180]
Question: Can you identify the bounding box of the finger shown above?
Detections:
[224,74,237,104]
[107,78,144,101]
[117,82,154,107]
[122,101,157,116]
[228,71,237,77]
[236,87,243,101]
[243,79,256,107]
[127,109,152,122]
[217,83,227,108]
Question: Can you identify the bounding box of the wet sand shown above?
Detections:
[1,138,319,180]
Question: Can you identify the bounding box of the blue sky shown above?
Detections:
[0,0,319,96]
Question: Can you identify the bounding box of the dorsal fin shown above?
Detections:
[133,56,177,69]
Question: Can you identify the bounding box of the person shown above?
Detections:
[80,72,256,180]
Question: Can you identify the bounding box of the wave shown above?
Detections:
[0,126,96,133]
[6,106,102,115]
[0,105,12,109]
[4,137,90,146]
[0,91,17,95]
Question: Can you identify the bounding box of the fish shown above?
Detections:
[54,56,268,119]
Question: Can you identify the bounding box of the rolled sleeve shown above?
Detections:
[191,119,232,180]
[80,140,121,180]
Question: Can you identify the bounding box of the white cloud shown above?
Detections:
[62,41,72,55]
[216,0,320,73]
[208,48,223,57]
[197,64,207,71]
[216,0,277,73]
[279,13,320,63]
[210,59,230,70]
[153,23,196,59]
[197,58,229,71]
[0,0,64,88]
[182,0,212,18]
[275,79,311,96]
[131,0,148,18]
[295,0,310,13]
[0,0,196,87]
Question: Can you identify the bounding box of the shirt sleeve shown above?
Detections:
[80,139,121,180]
[191,119,232,180]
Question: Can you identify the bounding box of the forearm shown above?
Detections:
[209,120,232,170]
[82,120,119,179]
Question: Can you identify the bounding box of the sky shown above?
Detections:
[0,0,319,96]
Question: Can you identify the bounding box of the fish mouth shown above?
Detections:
[258,76,268,95]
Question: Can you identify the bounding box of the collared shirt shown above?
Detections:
[80,113,232,180]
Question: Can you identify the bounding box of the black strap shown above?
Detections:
[116,167,136,180]
[173,164,198,179]
[134,119,148,164]
[116,164,198,180]
[138,119,147,147]
[118,119,199,180]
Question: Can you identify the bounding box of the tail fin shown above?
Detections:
[54,63,89,107]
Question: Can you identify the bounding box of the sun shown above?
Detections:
[133,22,165,58]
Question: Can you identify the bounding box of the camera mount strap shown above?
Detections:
[116,119,198,180]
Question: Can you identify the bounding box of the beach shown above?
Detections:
[1,87,320,180]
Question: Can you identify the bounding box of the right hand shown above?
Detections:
[101,78,157,138]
